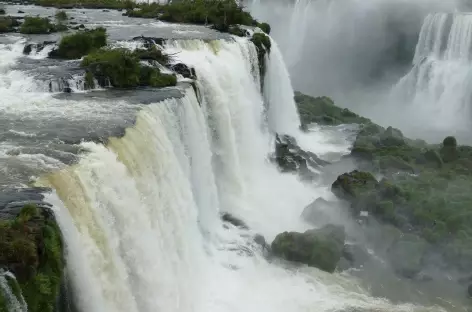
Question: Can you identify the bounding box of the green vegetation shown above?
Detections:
[271,225,345,273]
[125,0,258,32]
[55,27,107,59]
[251,32,271,79]
[293,91,472,274]
[294,91,372,128]
[0,16,20,33]
[256,22,270,34]
[20,16,55,34]
[35,0,131,9]
[81,48,177,88]
[0,204,63,312]
[55,10,68,22]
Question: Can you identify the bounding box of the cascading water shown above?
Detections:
[391,12,472,133]
[28,34,454,312]
[0,272,27,312]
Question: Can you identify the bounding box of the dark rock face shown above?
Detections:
[171,63,197,80]
[274,134,329,180]
[271,224,345,273]
[220,212,248,229]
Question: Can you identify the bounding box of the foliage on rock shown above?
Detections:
[271,224,346,273]
[20,16,55,34]
[81,48,176,88]
[54,27,107,59]
[294,91,371,127]
[0,16,20,33]
[0,204,63,312]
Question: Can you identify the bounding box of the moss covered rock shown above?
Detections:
[271,224,345,273]
[331,170,378,200]
[0,204,63,312]
[251,32,271,78]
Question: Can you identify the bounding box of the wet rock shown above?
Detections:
[331,170,378,201]
[17,10,24,14]
[171,63,196,79]
[220,212,248,229]
[271,224,345,273]
[132,35,165,48]
[274,134,328,180]
[23,41,56,55]
[301,197,338,225]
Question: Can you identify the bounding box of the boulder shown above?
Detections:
[171,63,196,80]
[331,170,378,201]
[440,136,458,163]
[271,224,345,273]
[274,134,328,180]
[379,126,405,147]
[301,197,337,225]
[220,212,248,229]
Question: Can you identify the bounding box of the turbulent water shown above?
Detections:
[0,4,469,312]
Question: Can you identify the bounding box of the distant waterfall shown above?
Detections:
[392,13,472,132]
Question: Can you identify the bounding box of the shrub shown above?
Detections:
[55,10,68,21]
[256,22,270,34]
[82,48,177,88]
[134,45,169,65]
[20,16,55,34]
[56,27,107,59]
[82,48,140,88]
[0,16,19,33]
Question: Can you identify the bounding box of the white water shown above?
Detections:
[0,272,27,312]
[391,12,472,133]
[32,36,453,312]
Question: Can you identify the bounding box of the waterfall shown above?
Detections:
[392,13,472,132]
[0,272,27,312]
[33,36,449,312]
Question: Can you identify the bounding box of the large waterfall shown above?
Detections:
[14,34,445,312]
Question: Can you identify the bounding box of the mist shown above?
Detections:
[248,0,472,143]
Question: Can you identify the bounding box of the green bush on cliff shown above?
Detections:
[0,204,63,312]
[81,48,177,88]
[134,45,170,65]
[256,22,270,34]
[56,27,107,59]
[294,92,372,127]
[20,16,55,34]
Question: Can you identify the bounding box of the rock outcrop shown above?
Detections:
[271,225,345,273]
